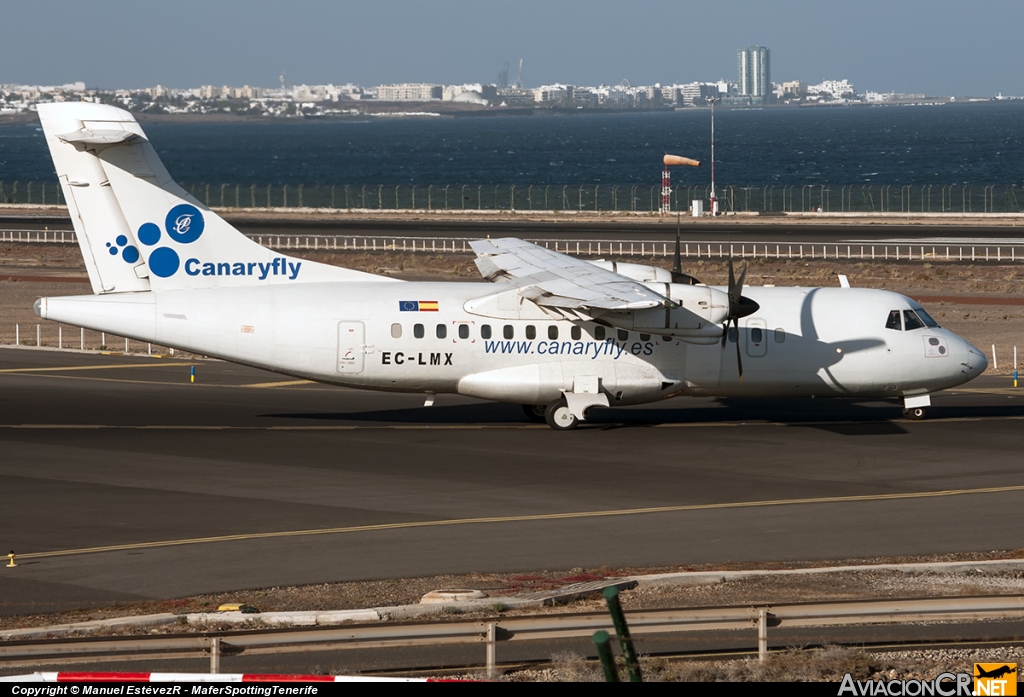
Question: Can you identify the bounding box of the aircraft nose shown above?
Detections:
[961,341,988,380]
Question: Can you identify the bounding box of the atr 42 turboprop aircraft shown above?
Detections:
[34,103,987,429]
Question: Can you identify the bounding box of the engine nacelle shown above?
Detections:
[595,282,730,342]
[586,260,673,284]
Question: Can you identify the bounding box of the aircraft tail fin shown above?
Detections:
[37,103,391,294]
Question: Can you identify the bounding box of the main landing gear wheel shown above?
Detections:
[903,407,927,420]
[544,398,579,430]
[522,404,547,423]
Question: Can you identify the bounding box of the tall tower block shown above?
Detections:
[737,45,770,101]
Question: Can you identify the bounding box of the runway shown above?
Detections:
[2,348,1024,616]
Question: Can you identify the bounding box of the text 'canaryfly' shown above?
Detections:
[184,257,302,280]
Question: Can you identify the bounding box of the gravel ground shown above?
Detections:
[3,551,1023,633]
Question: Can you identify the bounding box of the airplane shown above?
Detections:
[975,665,1017,680]
[33,103,987,430]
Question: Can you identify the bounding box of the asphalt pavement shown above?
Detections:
[2,348,1024,617]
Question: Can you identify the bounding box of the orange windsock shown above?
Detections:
[663,154,700,167]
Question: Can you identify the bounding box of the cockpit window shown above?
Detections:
[903,309,925,331]
[885,310,902,331]
[912,307,940,327]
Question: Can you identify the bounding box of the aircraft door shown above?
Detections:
[745,318,768,358]
[337,321,366,374]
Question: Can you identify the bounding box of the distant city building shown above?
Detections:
[737,45,771,101]
[443,83,497,105]
[495,87,534,106]
[680,82,718,106]
[807,79,855,101]
[376,84,442,102]
[779,80,805,100]
[533,84,573,104]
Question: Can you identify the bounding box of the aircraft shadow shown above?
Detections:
[262,400,1024,432]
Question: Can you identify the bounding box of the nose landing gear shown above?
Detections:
[902,394,931,420]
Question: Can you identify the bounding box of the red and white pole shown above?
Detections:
[708,96,717,216]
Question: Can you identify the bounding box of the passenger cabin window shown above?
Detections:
[885,311,902,331]
[391,323,402,339]
[594,326,606,341]
[903,310,925,331]
[458,324,469,339]
[617,329,628,342]
[414,323,425,339]
[728,326,738,343]
[750,328,763,343]
[504,325,514,339]
[662,336,673,342]
[481,324,492,339]
[571,326,582,340]
[548,326,558,340]
[774,328,786,343]
[639,333,650,341]
[526,325,536,340]
[436,324,447,339]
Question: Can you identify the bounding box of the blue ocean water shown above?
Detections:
[2,102,1024,187]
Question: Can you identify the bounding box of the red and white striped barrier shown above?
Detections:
[1,672,436,682]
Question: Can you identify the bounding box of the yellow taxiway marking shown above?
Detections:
[0,362,197,374]
[17,484,1024,561]
[951,387,1021,395]
[240,379,315,388]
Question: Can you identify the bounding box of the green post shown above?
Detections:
[592,630,619,682]
[603,586,642,682]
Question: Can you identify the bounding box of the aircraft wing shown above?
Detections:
[470,237,667,311]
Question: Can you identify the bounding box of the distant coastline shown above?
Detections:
[3,97,1007,127]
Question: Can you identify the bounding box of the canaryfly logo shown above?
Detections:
[484,339,655,359]
[119,203,302,280]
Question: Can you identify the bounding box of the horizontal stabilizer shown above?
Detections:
[57,129,144,149]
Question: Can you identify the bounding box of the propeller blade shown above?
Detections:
[735,325,744,380]
[735,264,747,301]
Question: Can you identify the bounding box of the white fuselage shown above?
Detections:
[36,280,987,407]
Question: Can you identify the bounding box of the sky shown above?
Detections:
[2,0,1023,97]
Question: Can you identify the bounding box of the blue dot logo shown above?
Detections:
[148,247,180,278]
[138,223,161,246]
[165,204,204,244]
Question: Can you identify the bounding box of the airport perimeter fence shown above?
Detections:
[5,180,1024,214]
[3,322,172,358]
[4,228,1024,263]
